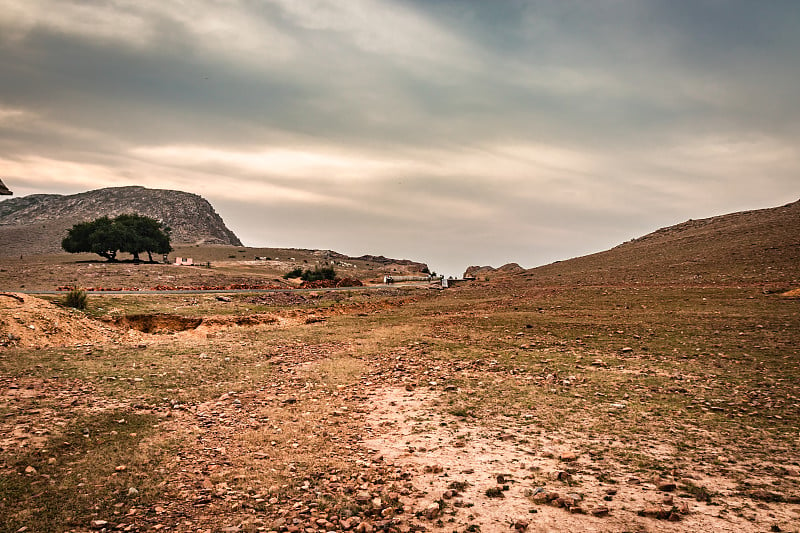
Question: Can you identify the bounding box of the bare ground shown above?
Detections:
[1,282,799,533]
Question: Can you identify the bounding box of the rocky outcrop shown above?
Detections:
[464,263,525,279]
[0,186,242,256]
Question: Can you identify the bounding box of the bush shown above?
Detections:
[283,267,304,279]
[64,289,88,310]
[285,266,336,281]
[301,266,336,282]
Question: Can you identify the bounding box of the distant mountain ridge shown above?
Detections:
[0,186,242,256]
[468,199,800,287]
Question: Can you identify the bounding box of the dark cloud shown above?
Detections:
[1,0,798,275]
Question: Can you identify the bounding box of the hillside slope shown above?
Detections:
[0,186,242,256]
[519,200,800,286]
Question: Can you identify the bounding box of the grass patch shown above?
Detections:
[0,410,167,533]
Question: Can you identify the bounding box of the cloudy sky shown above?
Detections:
[1,1,798,275]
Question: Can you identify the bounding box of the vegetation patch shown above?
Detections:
[0,411,167,533]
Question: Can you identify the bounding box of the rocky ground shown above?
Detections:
[1,282,799,533]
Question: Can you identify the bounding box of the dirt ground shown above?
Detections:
[1,281,799,533]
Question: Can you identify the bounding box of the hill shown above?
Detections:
[0,186,242,256]
[472,199,800,287]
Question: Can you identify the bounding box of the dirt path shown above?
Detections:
[362,384,797,532]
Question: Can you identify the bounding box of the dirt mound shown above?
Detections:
[0,293,119,348]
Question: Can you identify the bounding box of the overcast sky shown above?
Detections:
[1,1,798,275]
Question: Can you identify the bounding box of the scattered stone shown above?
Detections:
[513,519,529,531]
[638,505,679,521]
[485,487,505,498]
[559,451,578,462]
[590,506,610,517]
[24,466,37,475]
[91,520,109,529]
[424,502,440,519]
[532,491,559,504]
[356,521,374,533]
[656,480,676,492]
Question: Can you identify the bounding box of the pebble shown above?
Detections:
[559,451,578,462]
[656,480,676,492]
[590,506,610,517]
[424,502,440,519]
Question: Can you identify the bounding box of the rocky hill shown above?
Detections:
[0,186,242,256]
[522,199,800,286]
[468,200,800,287]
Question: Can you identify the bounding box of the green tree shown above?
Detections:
[61,214,171,262]
[115,214,172,262]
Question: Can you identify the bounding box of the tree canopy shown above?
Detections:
[61,214,172,262]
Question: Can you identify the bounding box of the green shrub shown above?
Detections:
[283,267,304,279]
[301,266,336,282]
[64,289,88,310]
[284,266,337,281]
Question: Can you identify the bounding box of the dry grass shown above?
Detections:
[1,279,799,531]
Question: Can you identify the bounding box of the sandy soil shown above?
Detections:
[361,384,799,532]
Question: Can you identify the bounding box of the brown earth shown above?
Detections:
[0,292,125,348]
[2,282,798,533]
[1,200,799,533]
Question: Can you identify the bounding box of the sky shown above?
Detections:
[1,1,798,276]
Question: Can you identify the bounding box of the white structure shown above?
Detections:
[383,275,433,284]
